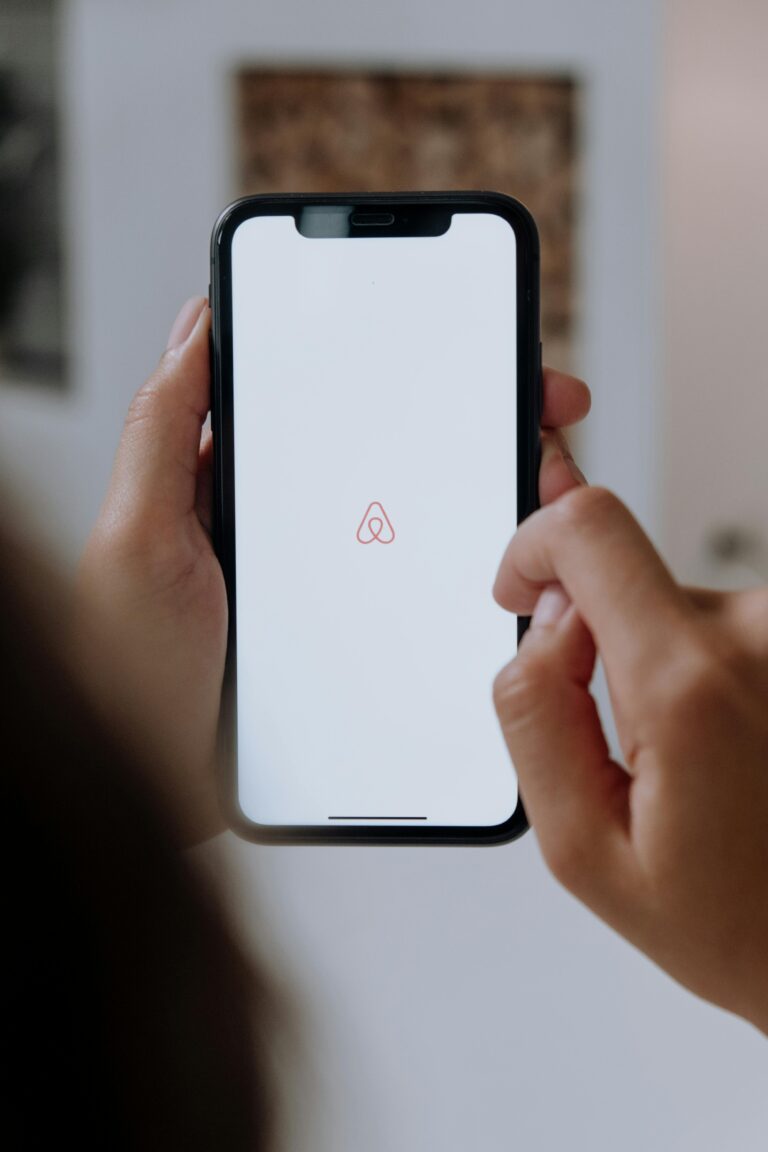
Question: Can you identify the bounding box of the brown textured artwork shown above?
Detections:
[237,70,578,370]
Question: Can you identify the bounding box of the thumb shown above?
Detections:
[108,297,210,529]
[494,585,634,911]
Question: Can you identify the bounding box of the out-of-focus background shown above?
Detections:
[2,1,767,1148]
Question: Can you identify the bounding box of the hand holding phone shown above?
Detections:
[493,488,768,1034]
[78,211,589,848]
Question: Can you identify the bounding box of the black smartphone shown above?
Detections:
[210,192,540,845]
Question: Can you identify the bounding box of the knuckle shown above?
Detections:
[541,826,594,892]
[653,638,737,728]
[124,356,177,430]
[711,631,755,682]
[125,377,162,430]
[554,484,621,533]
[492,652,548,723]
[86,507,146,572]
[668,657,715,715]
[733,588,768,649]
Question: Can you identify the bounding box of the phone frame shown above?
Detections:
[210,191,540,845]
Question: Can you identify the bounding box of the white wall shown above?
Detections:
[0,0,662,556]
[3,2,767,1149]
[663,0,768,586]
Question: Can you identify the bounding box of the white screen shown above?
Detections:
[231,211,518,827]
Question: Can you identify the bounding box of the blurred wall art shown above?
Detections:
[237,69,579,370]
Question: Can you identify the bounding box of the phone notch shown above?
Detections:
[350,211,395,227]
[295,203,452,239]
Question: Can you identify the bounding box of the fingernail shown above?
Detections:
[554,430,588,486]
[531,584,571,629]
[166,296,207,350]
[540,433,560,465]
[564,456,587,486]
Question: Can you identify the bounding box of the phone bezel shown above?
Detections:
[210,191,540,845]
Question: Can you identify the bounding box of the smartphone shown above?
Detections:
[210,192,540,844]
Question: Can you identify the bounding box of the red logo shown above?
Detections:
[356,501,395,544]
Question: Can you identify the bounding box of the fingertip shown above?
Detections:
[582,381,592,411]
[492,556,537,617]
[541,367,592,427]
[166,296,207,351]
[530,584,571,630]
[160,297,211,404]
[492,555,506,606]
[190,297,211,340]
[493,533,518,610]
[177,297,211,359]
[570,375,592,419]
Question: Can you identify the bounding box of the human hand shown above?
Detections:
[493,486,768,1034]
[536,368,589,503]
[78,297,589,844]
[78,297,224,843]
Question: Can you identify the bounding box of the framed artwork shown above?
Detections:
[237,69,579,370]
[0,0,66,389]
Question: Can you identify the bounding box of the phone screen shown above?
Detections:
[230,210,519,829]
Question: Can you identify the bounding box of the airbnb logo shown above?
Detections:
[356,501,395,544]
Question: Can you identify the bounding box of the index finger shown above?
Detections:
[493,487,692,683]
[541,367,591,428]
